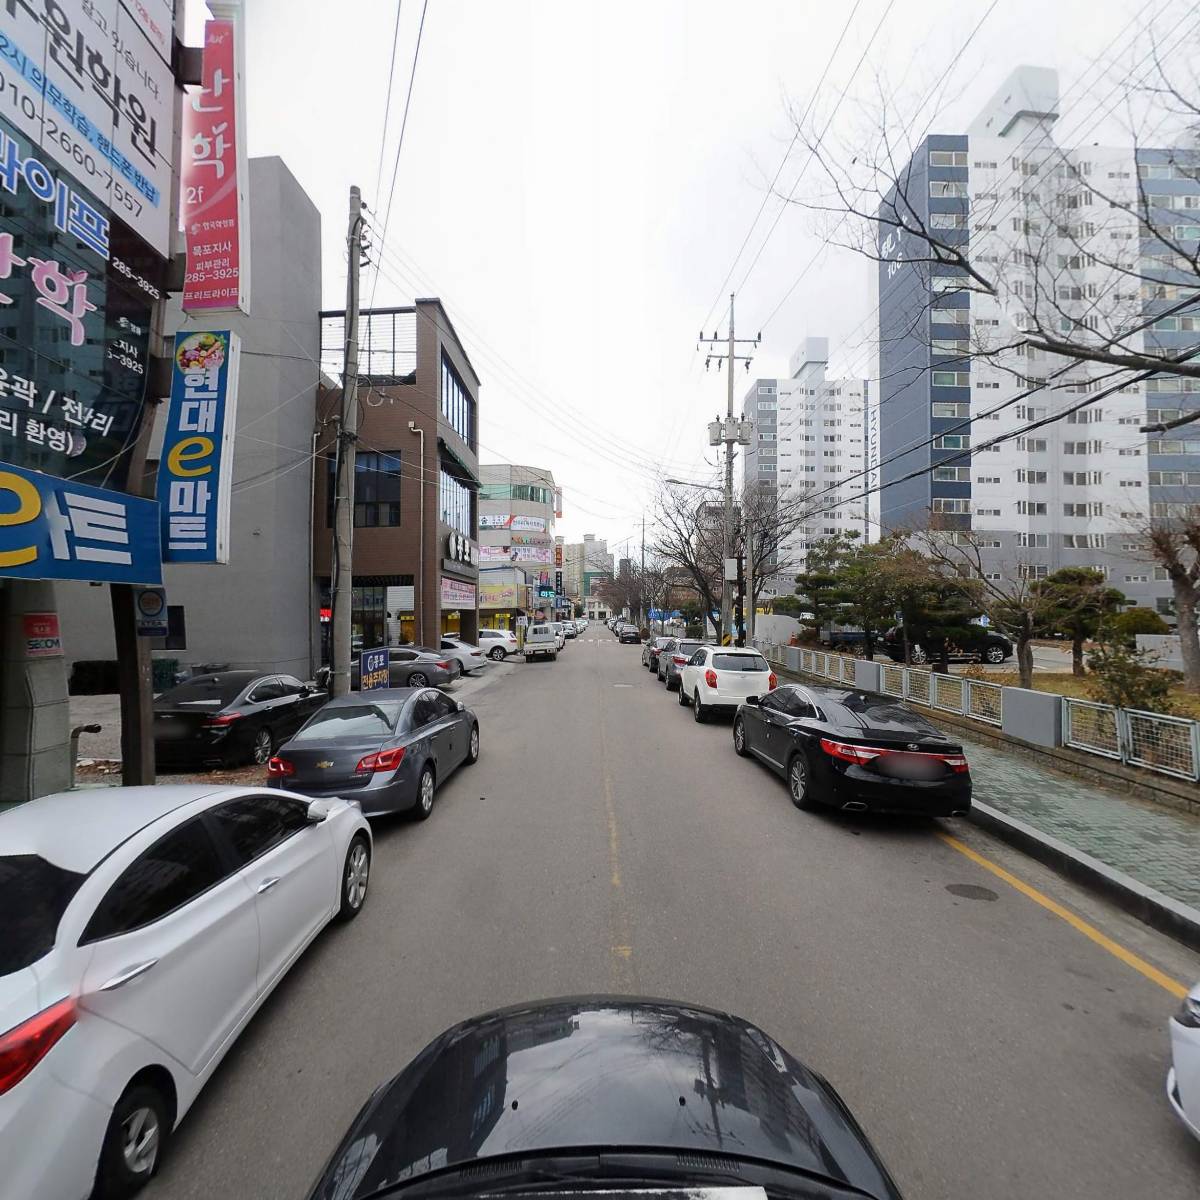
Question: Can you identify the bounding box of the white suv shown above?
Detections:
[679,646,776,722]
[477,628,519,661]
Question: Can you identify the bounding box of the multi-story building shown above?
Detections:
[562,533,614,602]
[477,463,556,629]
[743,338,871,594]
[878,66,1200,615]
[315,298,481,650]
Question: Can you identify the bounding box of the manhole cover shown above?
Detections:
[945,883,999,901]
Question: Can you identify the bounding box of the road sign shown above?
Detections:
[359,646,389,691]
[134,587,168,637]
[517,615,529,626]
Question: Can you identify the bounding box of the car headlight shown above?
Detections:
[1174,995,1200,1028]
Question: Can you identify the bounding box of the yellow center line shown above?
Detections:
[597,675,634,986]
[937,832,1189,999]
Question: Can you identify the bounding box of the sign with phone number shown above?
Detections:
[359,647,389,692]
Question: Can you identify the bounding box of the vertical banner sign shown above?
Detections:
[158,330,241,563]
[181,15,249,313]
[554,487,563,518]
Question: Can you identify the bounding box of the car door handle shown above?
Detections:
[257,876,282,894]
[98,959,159,991]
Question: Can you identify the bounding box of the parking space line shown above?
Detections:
[937,832,1189,999]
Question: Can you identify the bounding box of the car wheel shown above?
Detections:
[250,728,273,766]
[409,671,429,687]
[94,1083,170,1199]
[692,692,706,723]
[909,645,928,665]
[337,835,371,922]
[466,723,480,765]
[550,652,558,661]
[984,645,1006,664]
[733,716,749,757]
[489,646,506,661]
[788,751,817,811]
[412,765,435,821]
[677,683,689,706]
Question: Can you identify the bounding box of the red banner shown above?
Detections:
[182,19,247,313]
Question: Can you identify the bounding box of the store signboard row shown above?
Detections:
[479,544,552,564]
[440,577,475,608]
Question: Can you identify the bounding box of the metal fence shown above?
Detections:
[1062,698,1123,760]
[966,679,1004,726]
[1123,709,1200,781]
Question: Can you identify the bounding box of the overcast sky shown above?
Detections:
[193,0,1168,557]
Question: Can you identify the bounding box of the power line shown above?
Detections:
[372,1,405,211]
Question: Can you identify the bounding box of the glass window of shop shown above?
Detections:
[440,468,473,535]
[441,353,475,447]
[477,483,552,504]
[325,452,402,527]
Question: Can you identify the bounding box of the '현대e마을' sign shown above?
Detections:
[157,330,241,563]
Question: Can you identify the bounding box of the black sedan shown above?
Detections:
[733,683,971,817]
[308,996,903,1200]
[882,625,1012,665]
[618,625,642,644]
[269,687,478,818]
[154,671,327,768]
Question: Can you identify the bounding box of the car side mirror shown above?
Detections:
[455,701,465,712]
[745,695,760,706]
[305,799,332,824]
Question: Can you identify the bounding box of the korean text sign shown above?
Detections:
[0,0,176,255]
[360,647,388,692]
[0,459,161,583]
[182,18,248,313]
[157,330,240,563]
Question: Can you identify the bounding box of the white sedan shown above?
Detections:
[678,646,777,722]
[0,784,371,1200]
[439,636,490,674]
[1168,980,1200,1140]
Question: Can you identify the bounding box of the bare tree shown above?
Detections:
[1142,515,1200,690]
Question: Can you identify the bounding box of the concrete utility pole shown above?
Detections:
[332,184,364,696]
[698,294,758,645]
[639,513,645,627]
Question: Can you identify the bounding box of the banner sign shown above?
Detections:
[509,533,551,546]
[359,646,388,692]
[479,581,520,608]
[0,0,176,255]
[440,577,476,608]
[0,459,161,583]
[182,17,248,312]
[479,513,546,531]
[479,544,552,564]
[157,330,241,563]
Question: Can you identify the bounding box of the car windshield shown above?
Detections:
[0,855,86,974]
[291,702,403,741]
[156,675,253,706]
[713,653,769,671]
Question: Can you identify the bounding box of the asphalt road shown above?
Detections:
[151,632,1200,1200]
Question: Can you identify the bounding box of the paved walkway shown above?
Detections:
[954,730,1200,911]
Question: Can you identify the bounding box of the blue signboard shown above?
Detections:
[157,330,242,563]
[360,646,389,692]
[0,460,161,584]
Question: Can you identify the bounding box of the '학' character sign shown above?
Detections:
[157,330,241,564]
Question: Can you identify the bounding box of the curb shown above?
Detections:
[966,800,1200,954]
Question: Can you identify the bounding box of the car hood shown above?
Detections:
[309,997,901,1200]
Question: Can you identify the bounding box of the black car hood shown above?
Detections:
[309,997,901,1200]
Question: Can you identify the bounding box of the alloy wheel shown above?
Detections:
[985,646,1005,663]
[252,729,272,764]
[419,769,434,814]
[469,726,480,760]
[345,841,370,910]
[789,756,809,805]
[733,718,746,754]
[410,672,428,687]
[121,1105,160,1177]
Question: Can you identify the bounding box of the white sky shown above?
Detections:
[188,0,1165,558]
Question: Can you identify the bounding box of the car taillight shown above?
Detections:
[819,739,970,773]
[673,655,687,665]
[704,669,718,689]
[470,650,483,656]
[768,672,778,690]
[0,998,76,1096]
[355,746,406,774]
[267,756,294,777]
[437,661,452,670]
[203,712,241,727]
[940,755,970,773]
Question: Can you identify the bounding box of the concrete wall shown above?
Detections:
[1137,634,1184,670]
[58,156,323,680]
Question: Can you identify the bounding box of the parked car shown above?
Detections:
[642,635,673,671]
[619,625,642,645]
[1168,979,1200,1142]
[153,671,327,769]
[562,621,577,639]
[307,996,904,1200]
[270,687,478,820]
[0,784,371,1200]
[549,622,567,650]
[523,623,558,662]
[678,646,775,722]
[439,636,489,675]
[658,638,713,691]
[732,682,972,816]
[881,625,1012,665]
[478,628,519,660]
[399,645,463,681]
[360,648,455,689]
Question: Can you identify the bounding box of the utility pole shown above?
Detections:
[332,184,364,697]
[699,294,759,645]
[639,513,645,628]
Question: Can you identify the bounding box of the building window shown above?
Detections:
[327,451,403,528]
[1063,534,1106,549]
[931,276,966,293]
[930,212,966,229]
[439,468,473,536]
[1157,597,1176,615]
[933,434,969,449]
[932,498,970,513]
[1019,564,1050,581]
[1017,469,1047,483]
[931,306,969,324]
[440,353,475,447]
[931,339,969,357]
[1017,438,1048,452]
[1019,533,1049,548]
[929,150,967,167]
[933,466,971,481]
[929,180,967,197]
[1125,574,1149,583]
[932,402,969,418]
[1017,501,1047,515]
[1063,502,1104,517]
[932,371,970,387]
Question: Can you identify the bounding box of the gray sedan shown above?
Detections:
[343,648,454,689]
[269,688,479,818]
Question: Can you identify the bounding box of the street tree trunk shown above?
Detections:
[1171,577,1200,693]
[1015,635,1035,689]
[1071,632,1085,677]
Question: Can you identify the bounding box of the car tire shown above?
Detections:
[692,692,706,723]
[909,645,928,665]
[412,764,435,820]
[94,1082,170,1199]
[788,751,817,811]
[489,647,506,661]
[983,645,1006,664]
[249,727,273,766]
[677,683,689,706]
[409,671,429,687]
[336,835,371,922]
[733,716,749,757]
[465,723,480,765]
[550,652,558,662]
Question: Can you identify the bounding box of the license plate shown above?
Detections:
[876,754,943,781]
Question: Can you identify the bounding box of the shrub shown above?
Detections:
[1102,607,1170,648]
[1085,642,1175,712]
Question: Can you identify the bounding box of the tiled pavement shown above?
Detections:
[955,730,1200,911]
